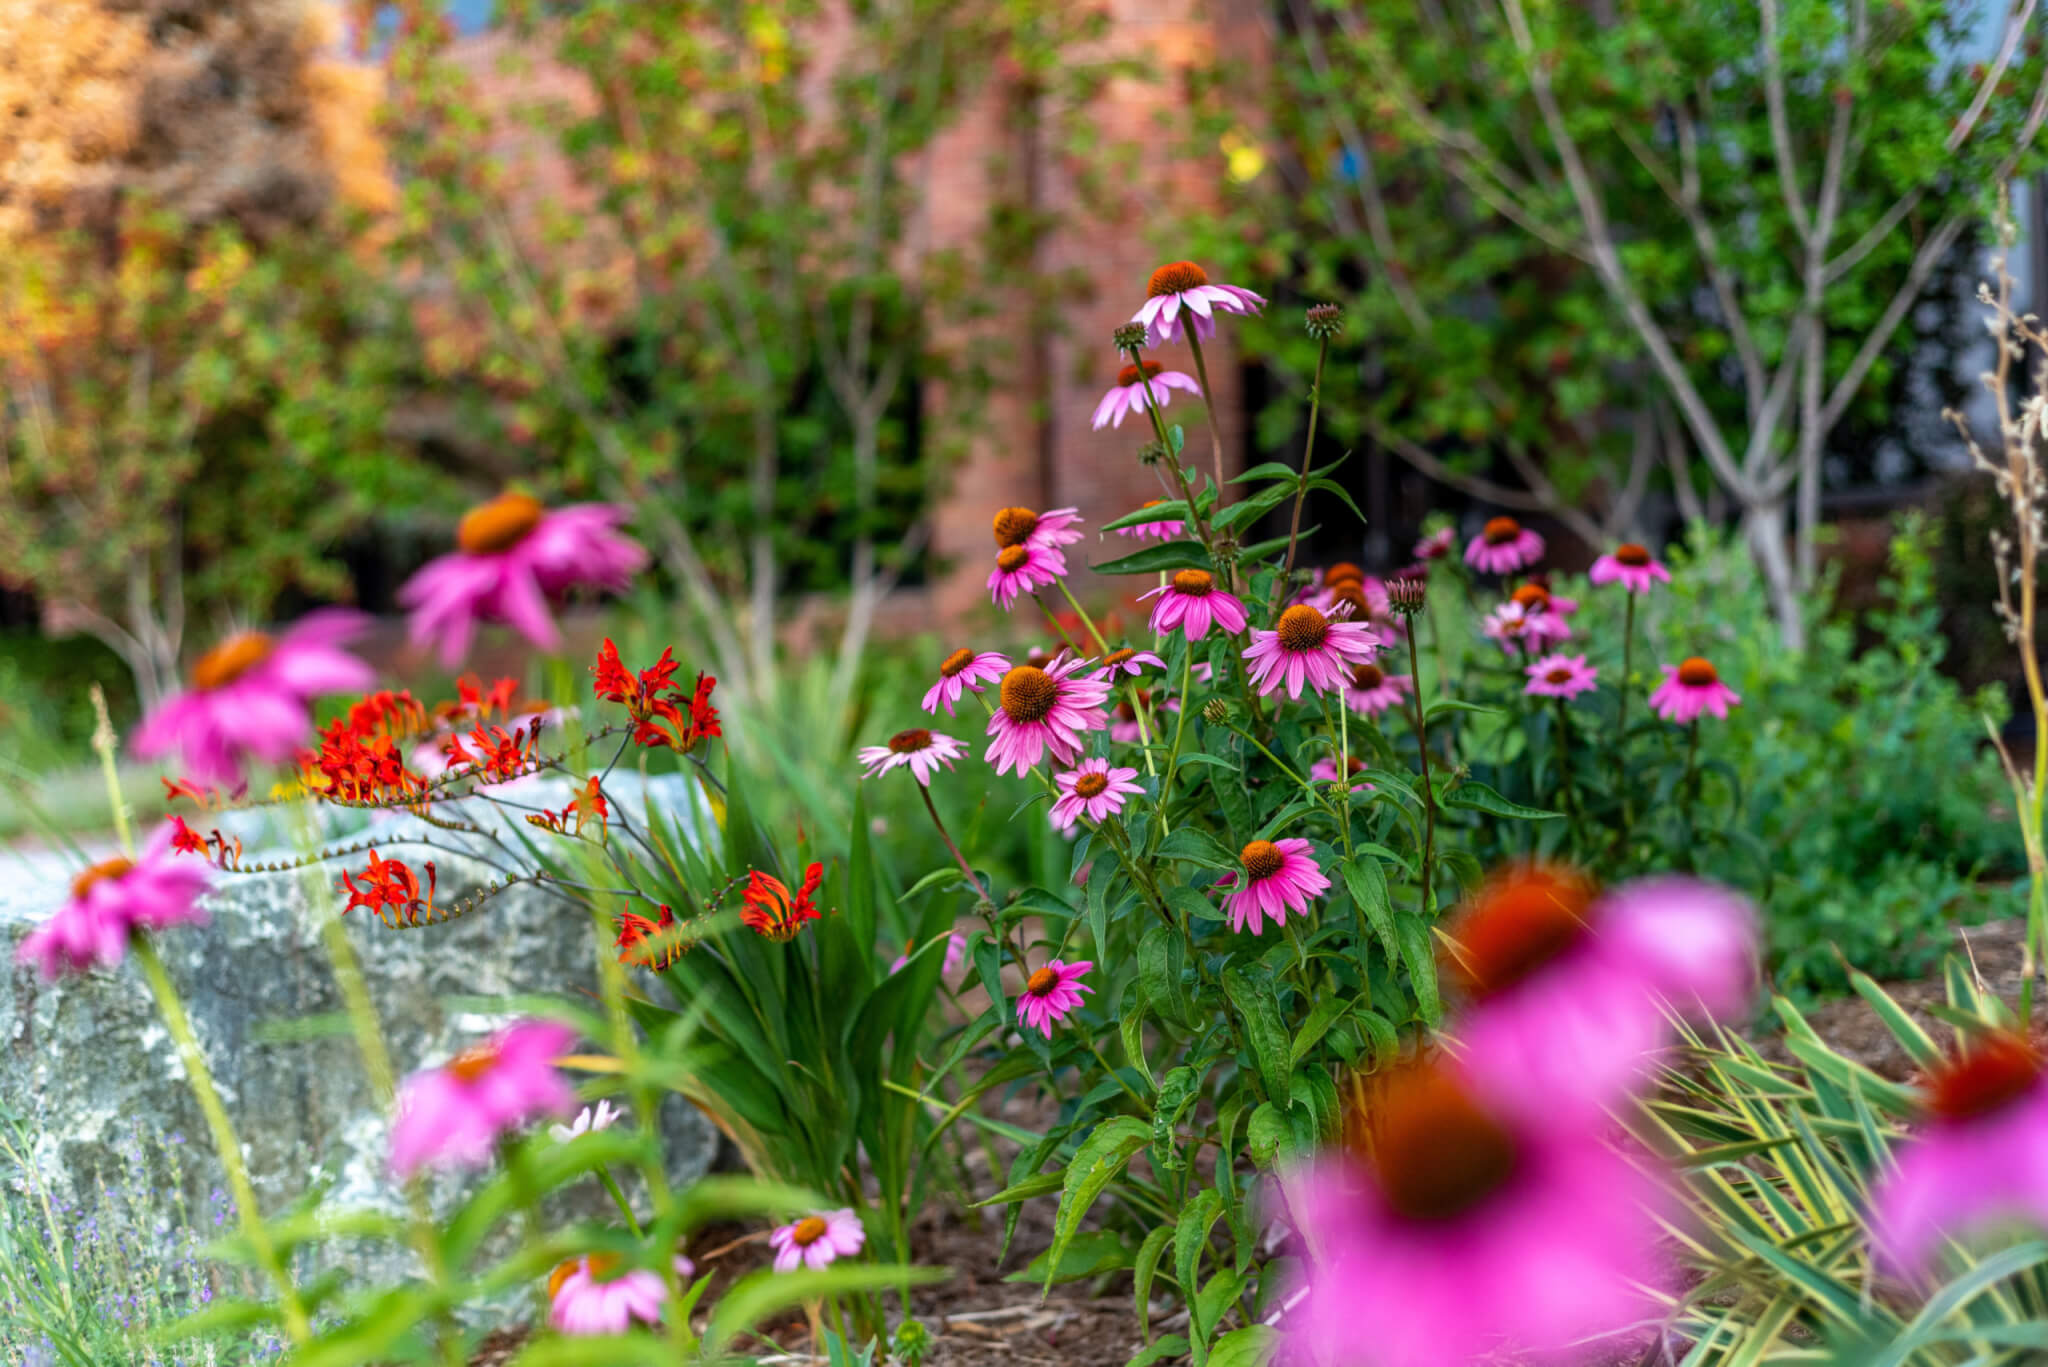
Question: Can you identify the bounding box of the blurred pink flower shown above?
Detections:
[770,1208,866,1272]
[1280,1061,1670,1367]
[1589,542,1672,594]
[16,823,211,979]
[1341,662,1412,719]
[548,1255,676,1335]
[1649,658,1742,723]
[1131,261,1265,343]
[992,505,1084,556]
[1115,501,1188,542]
[399,495,646,667]
[390,1020,576,1177]
[1413,527,1456,561]
[1524,653,1599,700]
[1465,516,1545,575]
[1309,754,1372,795]
[133,611,373,787]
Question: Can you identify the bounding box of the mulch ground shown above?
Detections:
[466,917,2044,1366]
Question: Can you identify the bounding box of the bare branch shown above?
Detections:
[1370,419,1604,547]
[1759,0,1813,242]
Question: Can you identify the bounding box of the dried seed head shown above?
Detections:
[1305,302,1345,340]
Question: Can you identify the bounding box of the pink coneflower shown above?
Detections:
[16,824,212,979]
[1131,261,1265,343]
[987,543,1067,610]
[1016,958,1093,1036]
[1094,647,1166,680]
[857,728,966,787]
[984,657,1113,776]
[1524,653,1598,700]
[1224,838,1329,935]
[770,1209,867,1272]
[1140,569,1248,642]
[1116,500,1188,542]
[1281,1061,1670,1367]
[923,648,1008,716]
[1341,662,1412,719]
[548,1253,692,1334]
[1092,361,1201,429]
[399,495,647,667]
[1480,600,1540,654]
[1243,606,1378,700]
[1445,866,1756,1126]
[1310,753,1373,795]
[1589,542,1671,594]
[992,505,1084,556]
[390,1020,577,1177]
[896,929,969,977]
[1649,657,1742,723]
[1464,516,1545,575]
[1872,1033,2048,1273]
[1491,585,1571,651]
[1413,527,1456,561]
[133,611,374,787]
[1049,757,1144,833]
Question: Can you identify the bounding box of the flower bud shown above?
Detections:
[1203,697,1230,724]
[1305,302,1345,339]
[1388,576,1427,616]
[1112,322,1150,353]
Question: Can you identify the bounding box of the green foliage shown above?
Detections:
[1646,967,2048,1361]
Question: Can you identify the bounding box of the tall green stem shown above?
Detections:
[133,937,312,1344]
[1183,329,1229,507]
[1404,624,1439,913]
[1271,336,1329,620]
[1615,592,1638,843]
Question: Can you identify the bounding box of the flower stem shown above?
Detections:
[1183,329,1230,508]
[1033,593,1083,655]
[1615,592,1637,839]
[1054,580,1111,656]
[1271,335,1329,621]
[89,685,133,858]
[1404,624,1439,913]
[1553,696,1580,820]
[920,784,991,906]
[133,935,311,1344]
[1159,646,1195,818]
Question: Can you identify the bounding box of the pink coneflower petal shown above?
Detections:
[390,1019,577,1177]
[984,657,1113,776]
[1016,958,1094,1036]
[769,1208,867,1273]
[857,728,967,787]
[1589,543,1672,594]
[1139,568,1247,642]
[987,543,1067,610]
[1049,757,1146,832]
[1243,606,1377,699]
[922,648,1008,716]
[1648,658,1742,724]
[1464,516,1545,575]
[15,823,212,979]
[1092,363,1202,430]
[1523,653,1599,700]
[1224,837,1329,934]
[1131,263,1264,343]
[1340,662,1413,718]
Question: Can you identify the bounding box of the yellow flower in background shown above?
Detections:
[1220,128,1265,184]
[748,8,788,84]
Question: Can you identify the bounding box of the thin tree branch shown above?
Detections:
[1758,0,1813,242]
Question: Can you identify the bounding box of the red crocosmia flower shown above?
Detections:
[740,863,824,942]
[532,775,610,837]
[591,639,720,751]
[686,674,721,746]
[444,722,541,784]
[339,850,438,927]
[307,719,427,804]
[343,689,428,740]
[615,902,683,969]
[161,776,218,809]
[168,816,207,856]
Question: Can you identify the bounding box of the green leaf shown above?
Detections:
[1092,540,1212,576]
[1394,912,1441,1024]
[1044,1117,1153,1295]
[1008,1229,1135,1284]
[898,864,967,903]
[1422,697,1501,723]
[707,1264,946,1353]
[1289,993,1352,1067]
[1103,499,1191,531]
[1245,1101,1291,1167]
[973,1168,1067,1207]
[1229,460,1301,484]
[1305,477,1365,526]
[1193,1268,1247,1364]
[1850,970,1942,1070]
[1238,528,1318,563]
[1159,825,1238,868]
[1222,966,1292,1104]
[1174,1189,1225,1344]
[1124,1335,1191,1367]
[1134,1223,1174,1339]
[1206,1325,1278,1367]
[1339,855,1399,966]
[1140,922,1197,1027]
[1442,781,1561,821]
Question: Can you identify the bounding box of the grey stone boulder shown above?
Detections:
[1,772,722,1316]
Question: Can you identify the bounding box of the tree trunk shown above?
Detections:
[1744,498,1806,651]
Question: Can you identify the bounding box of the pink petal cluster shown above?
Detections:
[16,824,212,979]
[1016,958,1093,1036]
[133,611,374,787]
[1524,653,1599,700]
[1412,527,1456,561]
[1115,501,1188,541]
[770,1208,867,1272]
[1464,516,1545,575]
[984,656,1113,776]
[922,649,1008,716]
[1449,870,1757,1127]
[1225,838,1329,935]
[1092,363,1201,429]
[400,498,646,667]
[1649,658,1742,723]
[1049,757,1144,832]
[549,1258,675,1335]
[1094,648,1166,680]
[1140,569,1248,642]
[1309,755,1372,795]
[390,1020,577,1177]
[1242,607,1377,699]
[987,543,1067,610]
[1589,542,1672,594]
[1131,261,1265,343]
[1340,664,1412,719]
[857,728,966,786]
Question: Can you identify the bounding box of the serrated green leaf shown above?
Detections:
[1442,780,1560,821]
[1222,966,1291,1104]
[1393,912,1441,1023]
[1093,541,1212,576]
[1044,1117,1153,1294]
